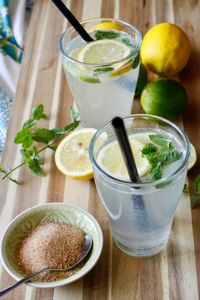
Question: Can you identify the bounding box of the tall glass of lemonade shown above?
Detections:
[89,115,190,256]
[59,19,142,129]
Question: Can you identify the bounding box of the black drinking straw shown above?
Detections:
[52,0,93,42]
[112,117,140,183]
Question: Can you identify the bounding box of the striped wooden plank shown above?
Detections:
[0,0,200,299]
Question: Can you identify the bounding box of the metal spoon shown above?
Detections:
[0,235,93,297]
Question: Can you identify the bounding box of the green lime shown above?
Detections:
[188,143,197,170]
[140,78,188,120]
[135,63,148,96]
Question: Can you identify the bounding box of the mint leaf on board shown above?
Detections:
[32,104,47,120]
[21,146,44,176]
[194,175,200,195]
[23,118,36,129]
[32,128,56,144]
[70,107,79,122]
[95,30,121,40]
[0,104,80,183]
[14,128,33,148]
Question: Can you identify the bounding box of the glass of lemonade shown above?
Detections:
[59,18,142,129]
[89,114,190,256]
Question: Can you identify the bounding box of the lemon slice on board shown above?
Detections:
[55,128,97,180]
[188,143,197,170]
[78,39,131,64]
[97,133,151,180]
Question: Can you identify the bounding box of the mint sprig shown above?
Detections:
[95,30,121,40]
[141,134,182,181]
[190,175,200,208]
[0,105,80,183]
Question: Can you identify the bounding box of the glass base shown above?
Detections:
[114,238,168,257]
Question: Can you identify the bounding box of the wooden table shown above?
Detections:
[1,0,200,299]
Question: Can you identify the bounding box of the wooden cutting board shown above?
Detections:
[0,0,200,299]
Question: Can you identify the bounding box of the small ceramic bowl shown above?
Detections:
[0,203,103,288]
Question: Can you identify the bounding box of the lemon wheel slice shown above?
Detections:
[97,133,151,180]
[55,128,97,180]
[188,143,197,170]
[78,39,131,64]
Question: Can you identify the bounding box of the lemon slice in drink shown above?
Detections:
[55,128,97,180]
[78,39,131,64]
[97,133,151,180]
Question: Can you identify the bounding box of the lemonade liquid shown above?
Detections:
[60,29,141,129]
[94,128,188,256]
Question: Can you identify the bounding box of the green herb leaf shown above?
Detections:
[149,134,172,146]
[147,163,163,181]
[64,120,80,132]
[155,179,173,189]
[1,105,80,184]
[23,118,36,129]
[32,104,47,120]
[93,66,114,74]
[141,143,157,156]
[70,108,79,122]
[191,194,199,208]
[132,54,140,69]
[51,128,65,137]
[0,167,6,174]
[21,147,44,176]
[141,134,183,181]
[122,37,133,47]
[95,30,121,40]
[14,128,33,148]
[48,145,57,151]
[32,128,56,144]
[194,175,200,195]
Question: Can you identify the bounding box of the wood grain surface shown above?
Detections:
[0,0,200,299]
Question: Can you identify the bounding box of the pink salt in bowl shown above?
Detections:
[0,203,103,288]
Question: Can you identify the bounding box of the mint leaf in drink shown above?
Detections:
[141,143,157,156]
[94,66,114,74]
[149,134,172,147]
[132,54,140,69]
[95,30,121,40]
[147,163,163,181]
[142,134,183,181]
[122,37,133,47]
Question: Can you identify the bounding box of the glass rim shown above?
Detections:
[58,18,142,67]
[89,114,190,188]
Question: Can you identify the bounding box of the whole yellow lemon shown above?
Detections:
[140,23,190,76]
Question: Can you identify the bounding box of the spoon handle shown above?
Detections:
[0,268,49,297]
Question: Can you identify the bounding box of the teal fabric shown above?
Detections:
[0,0,23,62]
